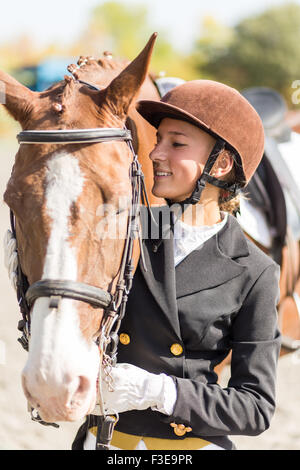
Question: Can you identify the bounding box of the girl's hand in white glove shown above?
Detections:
[100,363,177,416]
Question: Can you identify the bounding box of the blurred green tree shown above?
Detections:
[192,3,300,102]
[189,15,234,79]
[77,1,196,79]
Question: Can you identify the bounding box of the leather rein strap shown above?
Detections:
[12,82,152,449]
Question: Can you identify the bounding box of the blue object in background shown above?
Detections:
[12,57,75,91]
[36,57,74,91]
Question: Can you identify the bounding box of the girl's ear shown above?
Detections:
[211,150,234,178]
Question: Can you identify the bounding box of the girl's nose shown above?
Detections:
[149,144,166,162]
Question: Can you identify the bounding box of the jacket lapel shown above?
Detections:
[139,206,181,339]
[140,234,182,340]
[175,215,249,297]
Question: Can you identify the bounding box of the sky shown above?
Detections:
[0,0,296,53]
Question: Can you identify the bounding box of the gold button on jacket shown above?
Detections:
[170,343,183,356]
[119,333,130,345]
[170,422,192,436]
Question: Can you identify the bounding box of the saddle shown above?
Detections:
[154,76,186,98]
[240,151,286,264]
[242,87,291,143]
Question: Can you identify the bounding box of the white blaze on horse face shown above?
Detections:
[22,152,99,421]
[43,152,83,279]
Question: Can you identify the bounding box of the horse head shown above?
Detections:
[2,34,157,423]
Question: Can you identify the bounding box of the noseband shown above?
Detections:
[11,81,153,449]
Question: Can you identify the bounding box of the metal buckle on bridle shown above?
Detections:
[29,406,59,428]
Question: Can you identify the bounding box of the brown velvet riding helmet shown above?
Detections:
[136,80,265,205]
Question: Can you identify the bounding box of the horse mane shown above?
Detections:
[41,53,132,115]
[66,53,129,84]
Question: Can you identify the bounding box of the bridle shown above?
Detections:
[11,80,153,450]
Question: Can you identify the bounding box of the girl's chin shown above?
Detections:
[152,189,169,199]
[152,184,174,200]
[152,186,189,203]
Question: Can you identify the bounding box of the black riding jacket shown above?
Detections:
[73,209,281,450]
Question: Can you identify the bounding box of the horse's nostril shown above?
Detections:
[68,376,91,409]
[77,376,91,394]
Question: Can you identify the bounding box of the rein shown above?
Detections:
[11,82,154,449]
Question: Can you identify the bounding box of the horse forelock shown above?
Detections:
[77,54,129,70]
[30,79,109,130]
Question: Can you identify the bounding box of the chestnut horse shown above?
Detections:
[1,34,162,424]
[1,34,299,428]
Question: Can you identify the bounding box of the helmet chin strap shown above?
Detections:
[165,138,239,213]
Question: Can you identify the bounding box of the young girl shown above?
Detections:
[74,79,281,451]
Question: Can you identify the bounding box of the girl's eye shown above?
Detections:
[172,142,186,147]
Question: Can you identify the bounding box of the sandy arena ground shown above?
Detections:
[0,137,299,450]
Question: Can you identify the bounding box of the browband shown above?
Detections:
[17,128,132,145]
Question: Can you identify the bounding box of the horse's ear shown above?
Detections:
[0,70,37,125]
[104,33,157,119]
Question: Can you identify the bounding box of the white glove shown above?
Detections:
[98,363,177,416]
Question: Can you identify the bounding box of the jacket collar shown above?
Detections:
[217,213,249,259]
